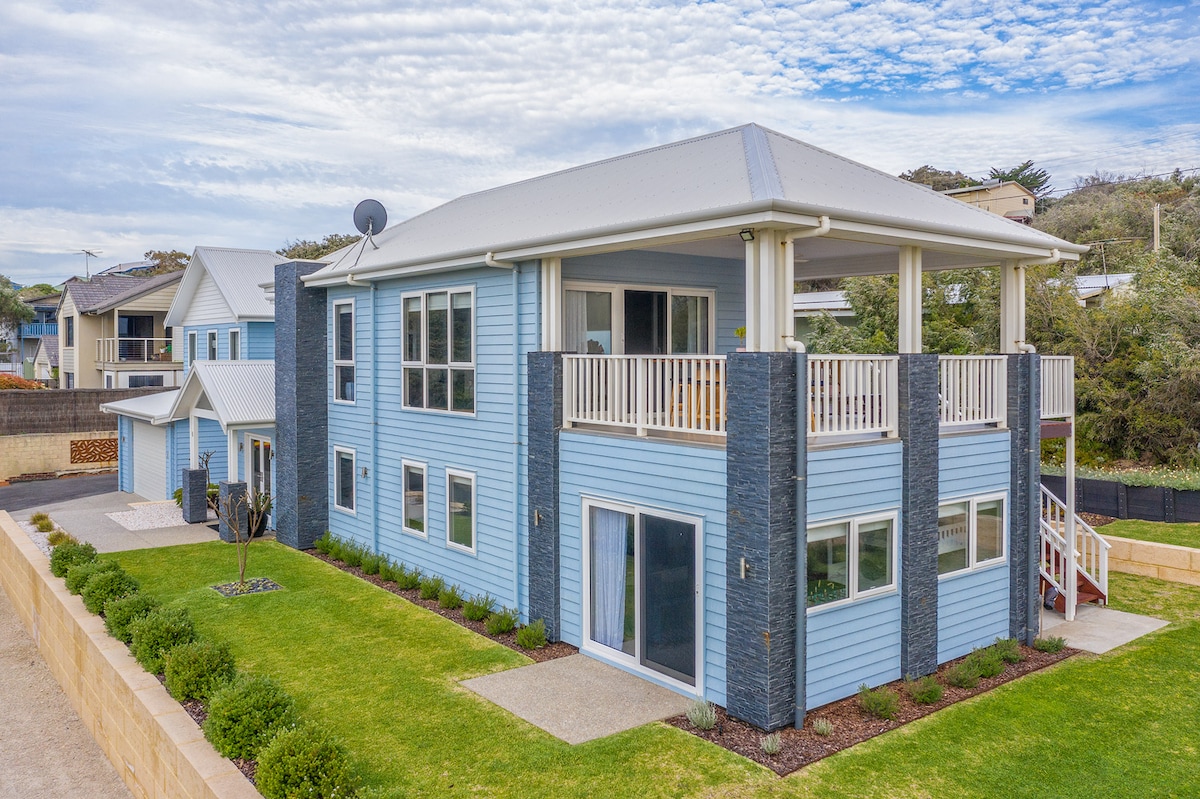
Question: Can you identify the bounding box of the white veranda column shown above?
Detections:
[898,246,923,354]
[744,235,761,351]
[540,257,562,351]
[1000,259,1026,354]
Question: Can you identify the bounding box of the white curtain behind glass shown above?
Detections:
[590,507,629,651]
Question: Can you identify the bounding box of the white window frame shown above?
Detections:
[401,287,476,415]
[228,328,240,361]
[580,495,705,695]
[333,299,356,404]
[445,468,477,555]
[805,511,899,613]
[188,331,197,365]
[562,280,717,355]
[206,329,218,361]
[333,446,356,515]
[937,492,1008,579]
[400,460,427,538]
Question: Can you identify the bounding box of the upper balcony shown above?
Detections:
[562,353,1073,445]
[96,337,180,365]
[19,322,57,338]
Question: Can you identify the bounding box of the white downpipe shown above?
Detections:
[511,264,522,613]
[345,274,368,287]
[485,252,515,269]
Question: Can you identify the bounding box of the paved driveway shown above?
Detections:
[0,473,117,512]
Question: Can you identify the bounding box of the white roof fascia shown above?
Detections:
[99,391,179,425]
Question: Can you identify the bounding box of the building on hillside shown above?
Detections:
[56,272,184,389]
[941,180,1037,224]
[270,124,1105,731]
[100,247,281,504]
[16,291,60,378]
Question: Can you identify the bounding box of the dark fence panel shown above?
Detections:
[1079,478,1121,518]
[1043,474,1200,523]
[0,388,174,435]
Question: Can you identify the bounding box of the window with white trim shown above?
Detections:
[806,514,896,608]
[938,495,1006,576]
[207,330,217,361]
[188,331,197,365]
[401,461,426,536]
[446,469,476,553]
[334,301,355,402]
[334,447,356,513]
[403,289,474,413]
[228,329,240,361]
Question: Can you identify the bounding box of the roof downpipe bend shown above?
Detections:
[1018,248,1062,267]
[345,274,368,287]
[485,252,515,269]
[785,215,831,242]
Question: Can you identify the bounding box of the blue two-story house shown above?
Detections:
[271,124,1103,731]
[102,247,279,505]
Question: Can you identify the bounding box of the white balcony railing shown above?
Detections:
[807,355,898,439]
[563,354,726,437]
[96,337,177,364]
[938,355,1007,428]
[1041,355,1075,420]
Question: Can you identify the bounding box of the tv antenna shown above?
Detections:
[81,249,102,279]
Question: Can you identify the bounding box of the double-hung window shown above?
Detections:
[207,330,218,361]
[228,329,240,361]
[334,447,356,513]
[446,469,476,553]
[403,289,474,413]
[806,514,896,608]
[937,495,1006,576]
[188,331,197,365]
[334,301,355,402]
[402,461,426,536]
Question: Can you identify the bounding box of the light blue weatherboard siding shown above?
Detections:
[117,416,133,492]
[197,418,229,482]
[804,440,904,707]
[183,322,241,370]
[563,251,746,353]
[937,430,1012,661]
[326,266,539,611]
[558,431,728,705]
[246,322,275,360]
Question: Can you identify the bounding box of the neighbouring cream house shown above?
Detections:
[941,180,1037,224]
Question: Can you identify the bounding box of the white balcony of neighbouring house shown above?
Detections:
[96,337,180,364]
[560,352,1069,444]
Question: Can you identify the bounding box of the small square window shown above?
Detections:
[938,495,1006,577]
[807,515,896,608]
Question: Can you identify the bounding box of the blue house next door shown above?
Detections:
[583,499,701,688]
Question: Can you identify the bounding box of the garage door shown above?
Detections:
[132,423,167,501]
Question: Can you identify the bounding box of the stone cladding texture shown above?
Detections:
[1008,354,1042,642]
[898,354,939,677]
[527,352,563,640]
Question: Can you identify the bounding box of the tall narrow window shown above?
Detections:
[334,447,355,512]
[228,329,240,361]
[402,461,426,536]
[446,469,475,553]
[188,331,197,365]
[65,317,74,347]
[402,289,474,413]
[334,302,355,402]
[207,331,217,361]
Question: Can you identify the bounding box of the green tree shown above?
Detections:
[0,275,35,334]
[989,160,1054,210]
[143,250,190,274]
[898,165,979,191]
[277,233,361,261]
[17,283,56,299]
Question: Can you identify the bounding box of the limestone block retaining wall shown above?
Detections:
[0,431,118,481]
[1105,534,1200,587]
[0,512,260,799]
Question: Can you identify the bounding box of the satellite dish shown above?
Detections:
[353,199,387,236]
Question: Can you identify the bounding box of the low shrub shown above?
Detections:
[395,565,421,590]
[360,552,382,576]
[256,724,359,799]
[462,593,495,622]
[905,675,944,705]
[165,639,237,704]
[341,542,364,569]
[944,658,982,689]
[686,699,717,730]
[418,575,444,601]
[82,568,139,615]
[46,529,76,547]
[104,593,161,643]
[812,718,834,736]
[129,607,198,674]
[30,511,50,526]
[65,559,119,595]
[49,540,97,578]
[377,559,397,583]
[314,530,334,554]
[964,647,1005,679]
[203,675,297,760]
[36,517,55,533]
[992,637,1025,664]
[1033,635,1067,654]
[485,607,518,635]
[760,733,782,756]
[857,684,900,721]
[515,618,547,649]
[438,584,464,609]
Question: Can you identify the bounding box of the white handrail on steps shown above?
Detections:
[1039,484,1110,616]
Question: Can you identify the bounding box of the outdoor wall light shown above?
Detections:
[360,466,369,478]
[739,228,755,242]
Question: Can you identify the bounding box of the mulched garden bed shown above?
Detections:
[667,643,1076,776]
[307,551,578,663]
[210,576,283,597]
[1081,512,1115,527]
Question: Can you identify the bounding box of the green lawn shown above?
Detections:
[1100,518,1200,550]
[111,542,1200,798]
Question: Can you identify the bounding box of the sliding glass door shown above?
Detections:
[586,501,698,686]
[564,283,714,355]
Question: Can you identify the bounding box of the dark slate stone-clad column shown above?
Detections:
[1008,353,1042,643]
[274,261,328,551]
[527,352,563,641]
[898,354,940,677]
[181,467,208,524]
[725,352,798,731]
[218,481,248,543]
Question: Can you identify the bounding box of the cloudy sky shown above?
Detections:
[1,0,1197,286]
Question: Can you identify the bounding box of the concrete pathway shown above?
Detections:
[0,586,132,799]
[461,654,694,745]
[8,491,218,553]
[1041,604,1169,654]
